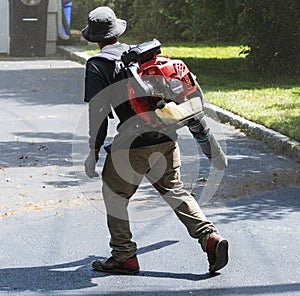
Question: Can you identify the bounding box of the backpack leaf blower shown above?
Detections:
[121,39,227,170]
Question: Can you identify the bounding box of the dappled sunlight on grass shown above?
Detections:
[206,88,300,141]
[161,45,248,59]
[84,44,248,60]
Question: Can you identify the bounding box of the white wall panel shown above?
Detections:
[0,0,9,53]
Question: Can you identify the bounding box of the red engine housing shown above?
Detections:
[128,56,198,127]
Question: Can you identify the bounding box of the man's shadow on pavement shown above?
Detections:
[0,240,215,293]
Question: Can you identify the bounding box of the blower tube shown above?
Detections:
[188,118,227,170]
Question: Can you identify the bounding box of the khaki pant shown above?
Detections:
[102,140,217,262]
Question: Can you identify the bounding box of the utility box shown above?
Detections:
[9,0,49,57]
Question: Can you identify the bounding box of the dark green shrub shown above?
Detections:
[240,0,300,76]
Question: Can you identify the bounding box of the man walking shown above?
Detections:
[82,6,228,274]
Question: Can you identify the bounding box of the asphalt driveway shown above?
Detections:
[0,59,299,296]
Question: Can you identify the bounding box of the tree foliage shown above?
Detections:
[71,0,244,42]
[71,0,114,31]
[239,0,300,76]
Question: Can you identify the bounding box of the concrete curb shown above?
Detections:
[58,45,300,163]
[57,45,91,65]
[204,104,300,162]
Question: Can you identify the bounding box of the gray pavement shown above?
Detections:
[0,59,299,295]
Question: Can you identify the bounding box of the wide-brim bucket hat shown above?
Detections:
[82,6,127,42]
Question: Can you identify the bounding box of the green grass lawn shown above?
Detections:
[85,42,300,141]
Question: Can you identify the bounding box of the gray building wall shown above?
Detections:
[46,0,59,56]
